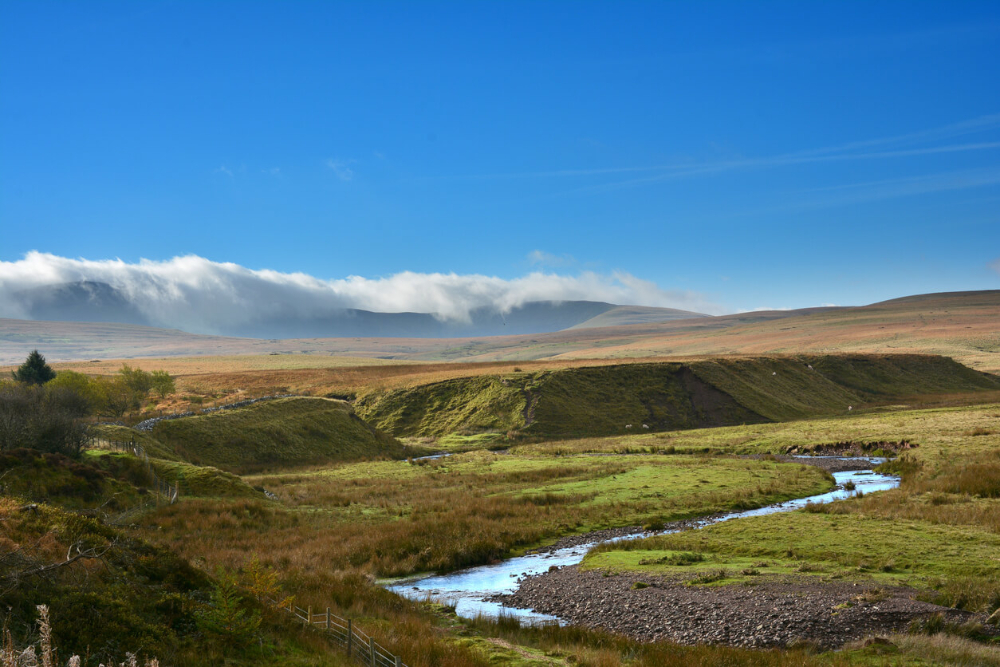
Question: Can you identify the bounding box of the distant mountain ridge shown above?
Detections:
[8,280,703,339]
[1,289,997,371]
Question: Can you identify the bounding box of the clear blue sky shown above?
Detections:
[2,1,999,313]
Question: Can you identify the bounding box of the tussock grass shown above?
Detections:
[891,633,1000,666]
[148,453,831,578]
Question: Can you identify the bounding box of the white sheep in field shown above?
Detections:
[642,424,649,429]
[625,424,632,429]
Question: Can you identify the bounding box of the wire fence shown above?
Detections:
[264,597,409,667]
[87,436,178,504]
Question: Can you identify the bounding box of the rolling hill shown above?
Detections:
[354,354,1000,439]
[1,289,998,373]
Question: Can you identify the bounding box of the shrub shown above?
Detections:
[0,383,90,456]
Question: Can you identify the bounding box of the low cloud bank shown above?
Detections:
[0,252,721,335]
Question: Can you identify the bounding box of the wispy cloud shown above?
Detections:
[565,141,1000,196]
[0,253,725,334]
[214,165,234,178]
[768,168,1000,212]
[991,258,1000,277]
[326,159,354,182]
[462,114,1000,185]
[528,250,575,267]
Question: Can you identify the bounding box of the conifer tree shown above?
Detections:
[12,350,56,385]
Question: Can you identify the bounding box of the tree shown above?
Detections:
[0,382,90,456]
[118,364,153,395]
[195,569,261,646]
[93,376,142,419]
[48,370,103,413]
[150,370,176,399]
[11,350,55,385]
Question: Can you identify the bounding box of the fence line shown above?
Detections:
[263,597,407,667]
[87,436,178,504]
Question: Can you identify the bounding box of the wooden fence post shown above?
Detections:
[347,619,352,655]
[369,637,376,666]
[325,607,330,630]
[395,656,402,667]
[306,605,312,627]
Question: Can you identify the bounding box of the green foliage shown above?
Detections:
[195,569,262,646]
[11,350,55,385]
[93,375,143,418]
[0,382,90,456]
[118,363,154,395]
[48,370,104,413]
[150,369,176,398]
[0,500,210,665]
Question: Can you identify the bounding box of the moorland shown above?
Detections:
[1,290,999,666]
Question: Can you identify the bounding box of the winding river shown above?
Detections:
[387,457,899,625]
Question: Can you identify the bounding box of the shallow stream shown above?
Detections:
[387,456,899,624]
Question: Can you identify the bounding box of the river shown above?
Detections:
[387,457,899,625]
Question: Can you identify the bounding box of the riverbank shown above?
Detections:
[491,567,992,649]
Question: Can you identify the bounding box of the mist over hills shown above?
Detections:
[7,280,704,339]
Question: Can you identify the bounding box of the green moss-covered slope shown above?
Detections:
[357,354,1000,439]
[150,397,406,473]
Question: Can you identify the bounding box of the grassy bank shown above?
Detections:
[356,355,1000,440]
[149,397,409,473]
[583,404,1000,614]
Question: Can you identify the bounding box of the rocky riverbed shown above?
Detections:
[492,567,992,649]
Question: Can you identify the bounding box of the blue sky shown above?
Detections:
[2,0,999,315]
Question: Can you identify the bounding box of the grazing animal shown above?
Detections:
[848,406,853,411]
[625,424,632,429]
[642,424,649,429]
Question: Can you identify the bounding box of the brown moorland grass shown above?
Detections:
[4,289,998,372]
[144,453,831,579]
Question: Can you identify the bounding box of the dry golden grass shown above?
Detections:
[4,290,997,373]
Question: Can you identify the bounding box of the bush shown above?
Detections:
[0,382,90,456]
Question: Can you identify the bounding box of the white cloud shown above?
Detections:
[0,252,723,334]
[214,165,234,178]
[991,258,1000,276]
[326,159,354,182]
[528,250,575,267]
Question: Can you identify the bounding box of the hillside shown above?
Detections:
[570,305,709,329]
[355,355,1000,439]
[3,290,997,374]
[147,397,408,473]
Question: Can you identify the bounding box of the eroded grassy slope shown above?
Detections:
[150,397,408,473]
[356,355,1000,439]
